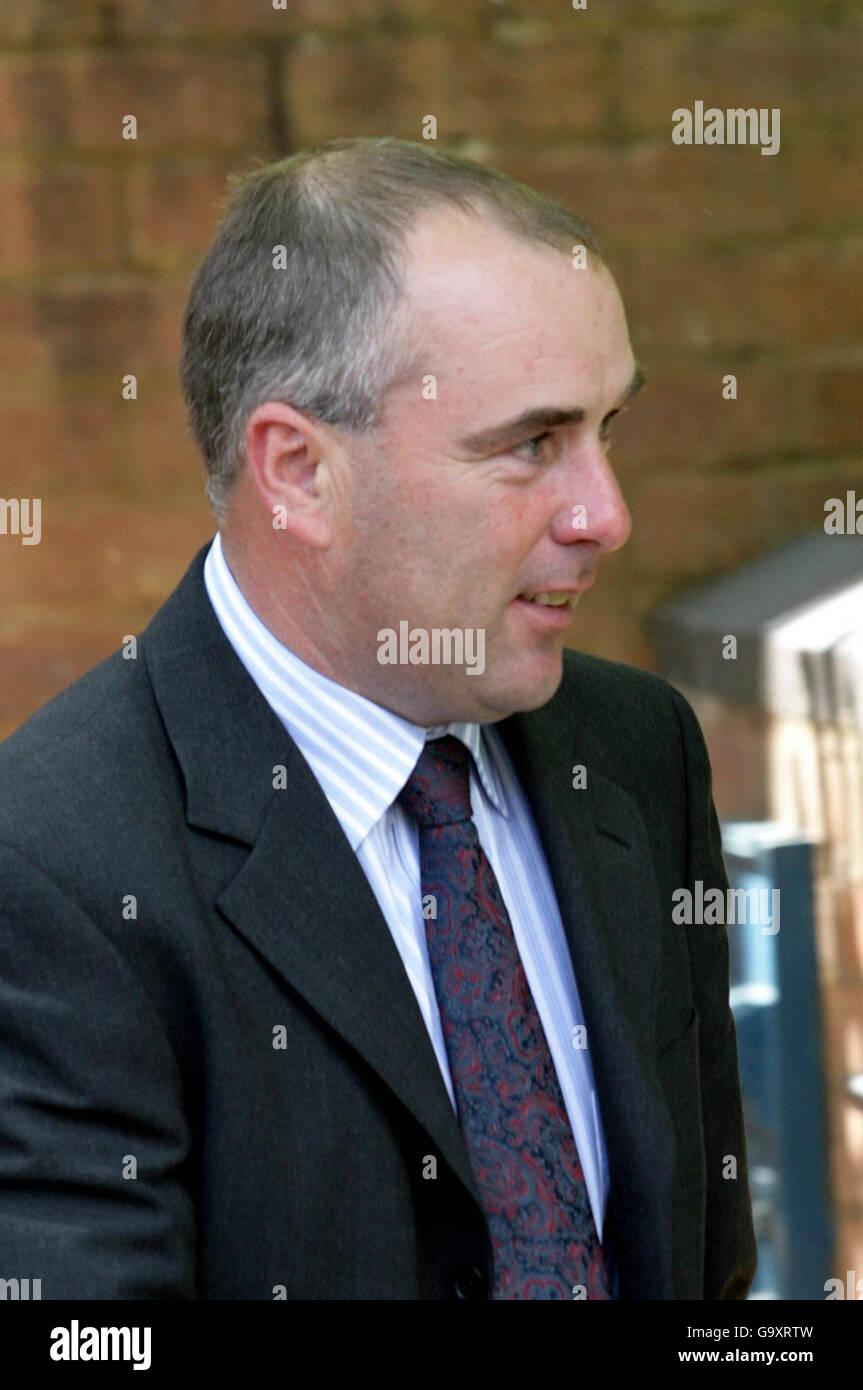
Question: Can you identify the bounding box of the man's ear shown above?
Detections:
[243,401,333,549]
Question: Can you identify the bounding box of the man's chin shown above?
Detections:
[479,647,566,720]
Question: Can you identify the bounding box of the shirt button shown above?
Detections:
[450,1262,490,1300]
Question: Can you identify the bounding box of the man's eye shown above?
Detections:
[513,432,553,461]
[600,407,623,450]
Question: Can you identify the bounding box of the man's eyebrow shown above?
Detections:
[458,365,646,455]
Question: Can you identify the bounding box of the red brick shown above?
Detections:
[0,384,207,504]
[564,560,661,671]
[286,33,607,145]
[501,0,765,19]
[616,16,863,134]
[789,137,863,230]
[0,502,212,621]
[0,286,56,371]
[0,275,186,375]
[0,164,119,274]
[0,50,270,154]
[499,138,792,244]
[798,367,863,456]
[609,360,808,470]
[0,501,213,730]
[625,458,863,578]
[125,159,237,269]
[618,238,863,352]
[127,0,304,40]
[0,620,132,739]
[288,0,439,32]
[0,0,103,45]
[610,359,863,471]
[0,394,131,497]
[0,0,413,45]
[122,386,207,500]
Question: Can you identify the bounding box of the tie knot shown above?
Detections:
[398,734,473,828]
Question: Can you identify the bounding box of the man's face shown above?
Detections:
[327,208,639,726]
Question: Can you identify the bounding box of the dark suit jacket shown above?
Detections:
[0,542,756,1299]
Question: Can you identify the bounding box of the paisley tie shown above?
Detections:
[398,734,612,1300]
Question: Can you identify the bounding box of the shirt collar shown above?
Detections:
[203,532,509,851]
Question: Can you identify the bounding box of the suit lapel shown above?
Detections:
[215,743,484,1204]
[497,700,676,1296]
[143,546,674,1292]
[142,544,481,1206]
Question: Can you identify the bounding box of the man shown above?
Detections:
[0,137,756,1299]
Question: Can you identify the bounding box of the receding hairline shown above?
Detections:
[232,137,605,266]
[397,193,602,262]
[379,202,611,389]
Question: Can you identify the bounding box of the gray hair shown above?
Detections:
[179,137,603,518]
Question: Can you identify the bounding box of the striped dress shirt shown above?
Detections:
[203,530,610,1238]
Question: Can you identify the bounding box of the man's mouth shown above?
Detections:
[510,578,595,626]
[517,591,572,607]
[512,591,578,628]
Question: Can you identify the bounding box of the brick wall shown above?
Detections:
[1,0,861,737]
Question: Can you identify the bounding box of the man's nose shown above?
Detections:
[551,446,632,553]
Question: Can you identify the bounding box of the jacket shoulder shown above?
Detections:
[559,646,686,729]
[555,647,706,793]
[0,644,161,859]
